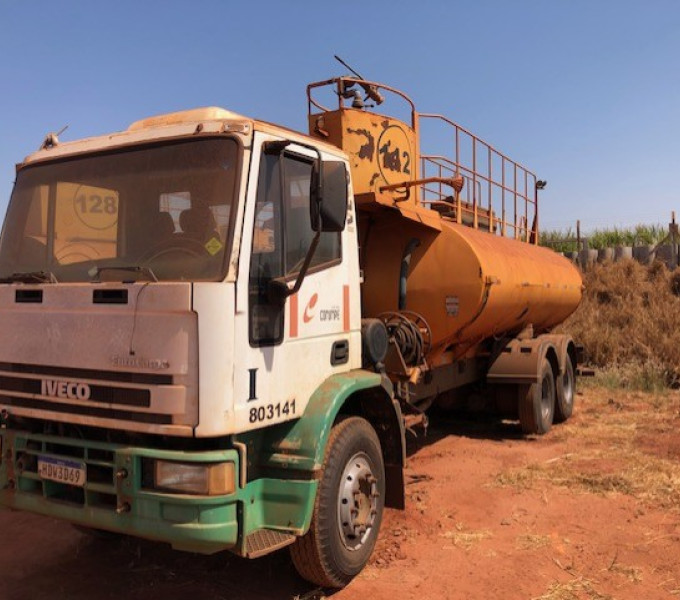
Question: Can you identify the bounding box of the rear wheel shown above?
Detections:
[518,358,555,434]
[555,358,575,422]
[290,416,385,588]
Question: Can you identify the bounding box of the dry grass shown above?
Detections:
[440,523,492,549]
[516,534,552,551]
[495,390,680,511]
[557,260,680,389]
[607,560,642,583]
[533,576,611,600]
[496,441,680,510]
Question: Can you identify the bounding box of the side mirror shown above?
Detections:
[310,160,348,233]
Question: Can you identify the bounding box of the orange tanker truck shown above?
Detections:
[0,71,582,588]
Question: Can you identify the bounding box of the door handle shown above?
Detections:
[331,339,349,366]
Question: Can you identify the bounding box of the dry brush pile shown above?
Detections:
[557,260,680,389]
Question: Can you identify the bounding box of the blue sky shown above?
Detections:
[1,0,679,233]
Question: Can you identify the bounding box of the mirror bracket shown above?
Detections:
[267,232,321,304]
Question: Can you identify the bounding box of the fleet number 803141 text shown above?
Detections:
[249,399,297,423]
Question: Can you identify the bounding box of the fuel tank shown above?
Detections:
[359,207,583,363]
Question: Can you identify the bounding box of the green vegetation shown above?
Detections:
[539,227,579,252]
[580,363,670,394]
[540,224,666,252]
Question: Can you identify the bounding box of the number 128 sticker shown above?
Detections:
[73,185,119,230]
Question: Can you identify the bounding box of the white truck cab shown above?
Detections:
[0,107,403,589]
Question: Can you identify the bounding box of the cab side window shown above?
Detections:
[248,150,342,346]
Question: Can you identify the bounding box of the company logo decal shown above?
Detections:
[303,293,318,323]
[320,307,341,322]
[41,380,91,401]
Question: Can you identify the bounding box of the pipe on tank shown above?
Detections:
[399,238,421,310]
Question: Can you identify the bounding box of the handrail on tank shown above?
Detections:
[421,155,483,203]
[307,77,418,132]
[420,154,533,241]
[306,77,540,243]
[418,113,539,243]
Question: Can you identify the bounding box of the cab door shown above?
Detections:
[233,132,357,432]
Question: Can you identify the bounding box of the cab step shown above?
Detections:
[244,528,296,558]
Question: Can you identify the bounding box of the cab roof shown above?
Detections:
[19,106,343,169]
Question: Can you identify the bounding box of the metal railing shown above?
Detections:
[418,113,539,242]
[307,77,417,129]
[306,77,542,243]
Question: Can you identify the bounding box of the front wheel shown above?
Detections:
[290,416,385,588]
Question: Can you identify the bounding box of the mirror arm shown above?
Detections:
[268,232,321,304]
[289,232,321,296]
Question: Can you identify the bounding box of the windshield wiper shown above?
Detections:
[0,270,59,284]
[90,266,158,283]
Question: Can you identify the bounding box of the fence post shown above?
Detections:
[671,211,678,268]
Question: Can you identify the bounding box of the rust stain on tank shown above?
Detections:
[346,128,375,161]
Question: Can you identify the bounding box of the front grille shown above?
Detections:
[13,433,119,510]
[0,375,150,407]
[0,395,172,425]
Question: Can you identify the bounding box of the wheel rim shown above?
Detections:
[337,452,380,552]
[541,374,554,421]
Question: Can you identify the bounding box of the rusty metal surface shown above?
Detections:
[307,76,542,243]
[308,108,418,201]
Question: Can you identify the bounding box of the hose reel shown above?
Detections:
[378,311,432,368]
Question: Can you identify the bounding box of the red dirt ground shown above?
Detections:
[1,385,679,600]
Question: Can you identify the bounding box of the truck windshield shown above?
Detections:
[0,137,240,282]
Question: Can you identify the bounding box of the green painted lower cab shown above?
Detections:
[0,429,317,556]
[0,370,388,556]
[237,370,386,474]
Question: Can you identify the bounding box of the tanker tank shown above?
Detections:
[359,208,583,365]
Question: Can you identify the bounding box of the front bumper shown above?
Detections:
[0,429,317,555]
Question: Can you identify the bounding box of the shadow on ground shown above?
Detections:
[405,410,532,458]
[4,413,533,600]
[4,527,324,600]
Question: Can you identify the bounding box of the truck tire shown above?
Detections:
[518,359,555,435]
[290,416,385,588]
[555,358,575,423]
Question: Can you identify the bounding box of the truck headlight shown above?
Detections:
[153,460,236,495]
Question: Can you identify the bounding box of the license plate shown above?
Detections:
[38,456,86,487]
